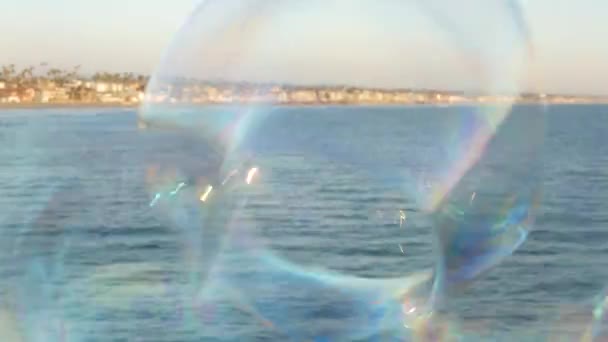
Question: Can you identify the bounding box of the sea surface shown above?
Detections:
[0,105,607,341]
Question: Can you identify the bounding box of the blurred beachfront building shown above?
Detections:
[0,75,595,105]
[0,78,145,104]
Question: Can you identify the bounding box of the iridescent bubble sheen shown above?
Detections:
[136,0,542,340]
[0,1,549,341]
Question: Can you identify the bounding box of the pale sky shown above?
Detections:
[1,0,607,95]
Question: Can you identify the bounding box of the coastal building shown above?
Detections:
[98,93,123,103]
[7,93,20,103]
[371,91,385,103]
[344,89,361,103]
[358,90,372,103]
[203,86,219,102]
[270,86,283,95]
[391,92,411,103]
[21,88,36,102]
[37,80,56,91]
[192,94,208,103]
[289,89,318,103]
[70,86,97,102]
[448,95,467,103]
[277,90,289,103]
[125,82,141,92]
[35,89,54,103]
[124,92,143,104]
[416,94,428,103]
[66,80,82,89]
[53,88,70,102]
[95,82,110,93]
[111,83,125,93]
[0,90,21,103]
[0,88,36,103]
[319,89,346,103]
[94,82,124,94]
[219,89,234,102]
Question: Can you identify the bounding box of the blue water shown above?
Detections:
[0,105,607,341]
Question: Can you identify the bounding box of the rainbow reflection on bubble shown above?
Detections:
[580,290,608,342]
[134,0,545,340]
[430,107,544,307]
[0,1,560,341]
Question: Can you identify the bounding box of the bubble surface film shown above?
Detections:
[137,0,543,339]
[0,1,556,341]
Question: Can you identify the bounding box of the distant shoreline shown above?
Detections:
[1,100,607,110]
[0,102,138,110]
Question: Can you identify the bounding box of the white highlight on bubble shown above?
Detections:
[149,193,161,207]
[246,167,259,185]
[222,169,239,185]
[200,186,213,202]
[170,182,186,196]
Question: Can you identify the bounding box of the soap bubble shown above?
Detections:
[136,0,543,339]
[0,0,545,340]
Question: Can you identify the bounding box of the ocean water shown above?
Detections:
[0,105,607,341]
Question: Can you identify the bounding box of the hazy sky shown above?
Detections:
[1,0,607,95]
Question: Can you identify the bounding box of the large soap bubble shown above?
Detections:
[0,1,546,341]
[139,0,543,340]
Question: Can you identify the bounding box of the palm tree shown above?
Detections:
[1,65,9,81]
[1,64,16,82]
[47,68,61,79]
[121,72,134,84]
[66,65,81,83]
[47,68,69,86]
[96,72,110,82]
[18,66,35,87]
